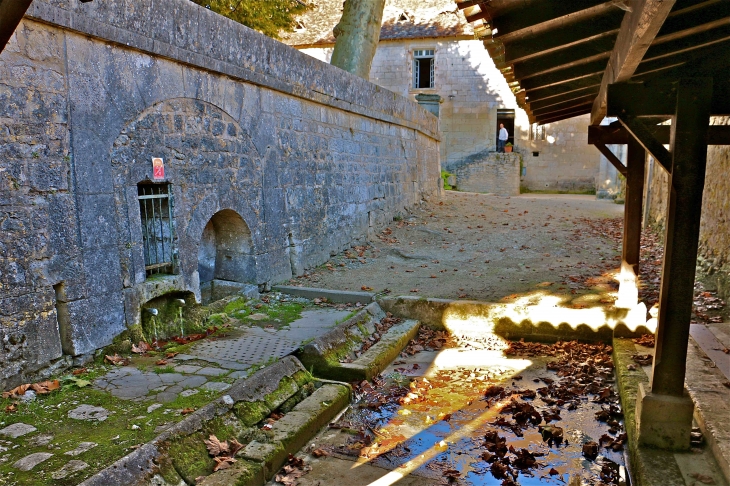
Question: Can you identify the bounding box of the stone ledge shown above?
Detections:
[77,356,308,486]
[25,0,440,141]
[686,336,730,483]
[297,301,420,382]
[272,285,375,304]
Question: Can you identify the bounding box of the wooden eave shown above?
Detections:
[0,0,33,54]
[455,0,730,125]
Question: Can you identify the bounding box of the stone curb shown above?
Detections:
[297,302,420,381]
[272,285,375,304]
[613,338,688,486]
[378,295,653,341]
[77,356,349,486]
[686,337,730,483]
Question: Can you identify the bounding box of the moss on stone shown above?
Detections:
[168,414,246,484]
[223,297,250,315]
[233,400,271,427]
[263,376,299,410]
[291,370,312,388]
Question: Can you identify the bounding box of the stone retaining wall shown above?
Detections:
[644,117,730,299]
[0,0,441,388]
[447,151,520,196]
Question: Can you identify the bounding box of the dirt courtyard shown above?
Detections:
[287,192,625,304]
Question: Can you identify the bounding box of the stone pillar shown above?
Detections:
[415,94,442,118]
[637,78,713,450]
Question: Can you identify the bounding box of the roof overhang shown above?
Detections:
[455,0,730,125]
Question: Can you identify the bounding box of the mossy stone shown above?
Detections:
[233,401,270,427]
[263,376,299,411]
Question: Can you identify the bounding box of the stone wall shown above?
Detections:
[644,117,730,298]
[450,151,520,196]
[301,39,604,193]
[0,0,440,389]
[520,115,603,193]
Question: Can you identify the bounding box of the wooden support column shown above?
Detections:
[636,78,712,451]
[622,138,645,274]
[652,78,713,397]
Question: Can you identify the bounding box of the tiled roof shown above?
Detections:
[281,0,473,47]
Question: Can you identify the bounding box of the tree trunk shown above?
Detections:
[330,0,386,79]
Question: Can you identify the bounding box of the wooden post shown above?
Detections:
[622,138,645,274]
[636,78,712,451]
[651,78,713,396]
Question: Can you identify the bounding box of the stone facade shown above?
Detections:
[644,117,730,298]
[0,0,440,389]
[300,39,607,194]
[450,151,520,196]
[520,115,605,194]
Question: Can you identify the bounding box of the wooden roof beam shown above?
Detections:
[588,124,730,145]
[0,0,33,54]
[528,86,600,111]
[504,11,623,64]
[520,60,607,92]
[590,0,677,125]
[514,38,615,80]
[526,75,603,103]
[536,106,592,125]
[492,0,616,42]
[531,95,598,116]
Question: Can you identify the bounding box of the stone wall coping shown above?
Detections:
[24,0,440,141]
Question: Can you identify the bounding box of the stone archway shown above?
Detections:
[198,209,255,302]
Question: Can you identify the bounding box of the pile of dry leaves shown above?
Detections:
[401,327,454,356]
[340,314,404,363]
[274,454,312,486]
[483,340,624,485]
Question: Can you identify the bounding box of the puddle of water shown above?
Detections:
[334,350,626,486]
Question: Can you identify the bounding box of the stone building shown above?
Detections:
[281,0,614,195]
[0,0,440,389]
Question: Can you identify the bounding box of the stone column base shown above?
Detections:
[636,382,694,450]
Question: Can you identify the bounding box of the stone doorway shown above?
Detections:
[197,209,256,303]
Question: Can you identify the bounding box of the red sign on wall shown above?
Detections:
[152,157,165,180]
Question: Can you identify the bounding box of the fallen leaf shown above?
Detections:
[689,473,716,484]
[181,408,196,415]
[166,352,179,359]
[72,368,87,375]
[212,456,236,471]
[205,435,229,457]
[155,359,168,366]
[361,286,374,291]
[4,404,17,413]
[312,448,329,458]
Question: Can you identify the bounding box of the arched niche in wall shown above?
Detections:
[198,209,254,285]
[109,97,264,293]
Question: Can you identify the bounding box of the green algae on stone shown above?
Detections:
[233,401,271,427]
[263,376,299,411]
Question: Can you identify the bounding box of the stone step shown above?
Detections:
[296,301,420,381]
[76,356,350,486]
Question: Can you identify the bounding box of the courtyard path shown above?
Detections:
[288,192,624,305]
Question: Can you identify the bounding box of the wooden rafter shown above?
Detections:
[0,0,33,54]
[590,0,677,125]
[594,143,628,175]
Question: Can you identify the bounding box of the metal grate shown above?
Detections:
[191,331,300,365]
[138,183,175,276]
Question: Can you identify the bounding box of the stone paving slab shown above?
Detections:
[0,423,36,439]
[13,452,53,471]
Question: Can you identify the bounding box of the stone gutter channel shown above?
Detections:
[6,287,727,485]
[78,356,349,486]
[75,289,424,486]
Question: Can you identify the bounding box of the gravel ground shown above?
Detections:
[287,192,624,303]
